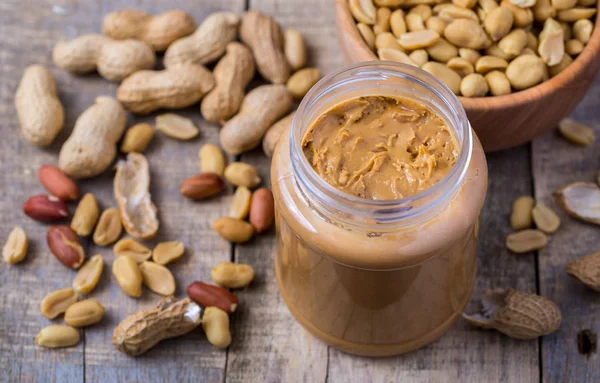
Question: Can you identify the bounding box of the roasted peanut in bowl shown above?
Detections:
[335,0,600,151]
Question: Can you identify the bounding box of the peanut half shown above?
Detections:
[229,186,252,220]
[93,208,123,246]
[211,262,255,289]
[152,241,185,265]
[155,114,199,141]
[224,162,261,188]
[532,202,561,233]
[3,227,28,264]
[73,254,104,295]
[40,287,79,319]
[35,325,80,348]
[113,238,152,263]
[139,261,176,296]
[212,217,255,243]
[506,229,549,253]
[510,196,535,230]
[71,193,99,237]
[64,299,105,327]
[558,118,595,145]
[199,144,226,176]
[112,255,143,298]
[120,123,154,153]
[202,307,232,349]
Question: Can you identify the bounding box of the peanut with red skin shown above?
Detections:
[23,194,69,222]
[38,165,79,201]
[47,226,85,269]
[187,281,239,314]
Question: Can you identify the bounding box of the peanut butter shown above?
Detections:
[272,80,487,356]
[302,96,458,200]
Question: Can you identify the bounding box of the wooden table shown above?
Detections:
[1,0,599,382]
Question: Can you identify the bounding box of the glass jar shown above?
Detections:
[271,61,488,356]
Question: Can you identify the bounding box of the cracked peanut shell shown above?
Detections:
[567,251,600,291]
[463,288,561,339]
[114,153,159,240]
[554,182,600,225]
[112,297,201,356]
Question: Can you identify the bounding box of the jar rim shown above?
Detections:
[290,61,473,228]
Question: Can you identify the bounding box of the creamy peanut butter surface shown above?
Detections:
[302,96,458,200]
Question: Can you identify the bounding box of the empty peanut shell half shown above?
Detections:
[554,182,600,225]
[463,288,561,339]
[114,153,159,240]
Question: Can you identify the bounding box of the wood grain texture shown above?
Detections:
[230,1,540,383]
[334,0,600,152]
[533,80,600,383]
[225,1,335,381]
[2,0,597,381]
[0,1,243,382]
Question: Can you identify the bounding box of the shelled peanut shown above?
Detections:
[349,0,597,96]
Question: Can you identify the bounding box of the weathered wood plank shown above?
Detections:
[326,147,540,383]
[0,1,244,382]
[228,1,538,382]
[533,77,600,383]
[225,0,337,381]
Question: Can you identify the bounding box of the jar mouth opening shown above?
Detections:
[290,61,473,224]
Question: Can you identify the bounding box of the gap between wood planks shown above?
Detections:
[529,141,544,383]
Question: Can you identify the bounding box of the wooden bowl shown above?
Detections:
[335,0,600,151]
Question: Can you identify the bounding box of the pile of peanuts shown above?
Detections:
[349,0,596,97]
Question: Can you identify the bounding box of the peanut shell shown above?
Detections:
[566,251,600,291]
[554,182,600,225]
[463,288,561,339]
[114,153,159,240]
